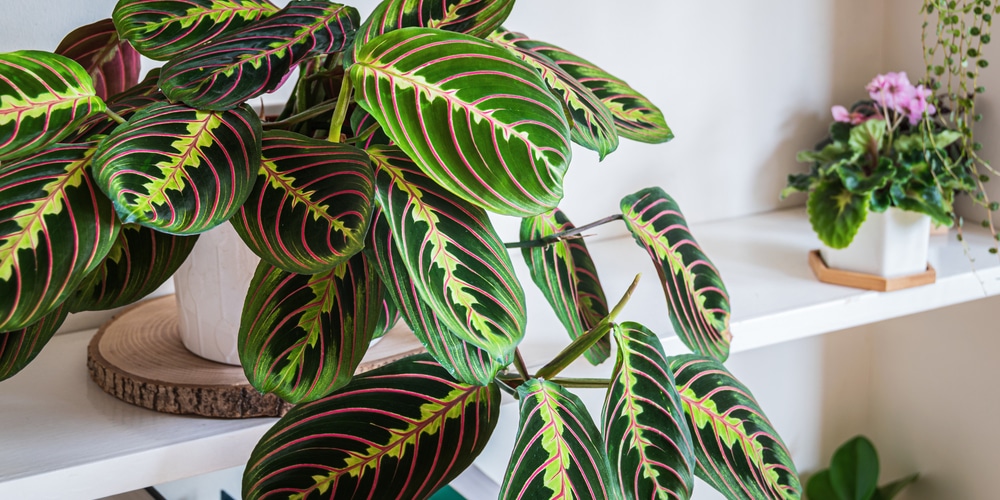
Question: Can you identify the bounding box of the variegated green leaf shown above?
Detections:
[92,101,262,235]
[159,2,359,110]
[244,354,500,500]
[0,302,68,381]
[113,0,280,61]
[0,143,121,330]
[521,208,611,365]
[349,106,391,150]
[620,187,731,361]
[231,131,374,274]
[670,355,802,500]
[352,28,571,217]
[366,208,505,386]
[603,322,695,500]
[239,252,383,404]
[373,295,399,340]
[69,68,166,141]
[71,224,198,312]
[370,145,525,363]
[55,18,141,99]
[501,378,619,500]
[519,38,672,144]
[0,51,106,161]
[352,0,514,55]
[489,28,619,159]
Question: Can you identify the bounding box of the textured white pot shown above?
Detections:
[819,208,931,278]
[173,223,259,365]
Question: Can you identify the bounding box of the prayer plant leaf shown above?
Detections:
[159,2,359,110]
[71,224,198,312]
[603,322,696,500]
[489,28,619,159]
[353,0,514,52]
[239,252,383,404]
[0,51,106,162]
[373,295,399,341]
[349,106,391,150]
[0,302,69,382]
[670,355,802,500]
[243,354,500,500]
[92,101,262,235]
[620,187,732,361]
[500,378,619,500]
[55,18,141,99]
[352,28,572,217]
[520,208,611,365]
[517,37,672,144]
[366,208,506,386]
[370,145,525,364]
[113,0,281,61]
[0,143,121,331]
[231,131,375,275]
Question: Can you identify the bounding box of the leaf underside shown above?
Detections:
[55,18,141,99]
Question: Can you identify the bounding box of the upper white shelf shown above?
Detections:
[2,207,997,499]
[513,207,1000,367]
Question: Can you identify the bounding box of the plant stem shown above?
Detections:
[534,273,641,380]
[342,122,380,144]
[548,377,612,389]
[513,348,530,382]
[505,214,624,249]
[262,99,338,128]
[495,378,518,398]
[327,77,354,143]
[104,109,126,125]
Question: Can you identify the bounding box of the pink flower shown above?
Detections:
[830,105,870,125]
[899,84,936,125]
[866,72,914,110]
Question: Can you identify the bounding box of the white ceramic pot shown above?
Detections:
[819,207,931,278]
[173,223,259,365]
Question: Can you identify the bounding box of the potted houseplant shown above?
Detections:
[0,1,803,498]
[782,71,973,278]
[806,435,918,500]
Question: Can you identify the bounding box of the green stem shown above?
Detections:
[505,214,624,249]
[262,99,338,128]
[342,122,380,144]
[547,377,612,389]
[104,109,126,125]
[327,76,354,143]
[535,273,641,380]
[513,348,530,382]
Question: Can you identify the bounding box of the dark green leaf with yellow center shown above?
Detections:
[239,251,384,404]
[352,28,571,216]
[113,0,281,61]
[0,51,106,161]
[369,145,525,363]
[159,2,359,110]
[71,224,198,312]
[230,130,374,275]
[243,354,500,500]
[515,37,672,144]
[500,378,619,500]
[521,208,611,365]
[490,28,619,160]
[670,355,802,500]
[621,187,731,361]
[92,101,261,235]
[0,142,121,331]
[0,302,69,381]
[603,322,695,500]
[366,208,506,386]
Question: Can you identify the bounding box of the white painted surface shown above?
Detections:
[819,208,931,278]
[173,224,259,366]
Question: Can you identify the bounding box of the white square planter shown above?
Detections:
[819,208,930,278]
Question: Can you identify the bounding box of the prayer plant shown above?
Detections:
[0,1,801,498]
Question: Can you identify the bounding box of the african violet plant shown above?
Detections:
[0,1,801,498]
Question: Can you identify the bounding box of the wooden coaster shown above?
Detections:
[808,250,936,292]
[87,295,427,418]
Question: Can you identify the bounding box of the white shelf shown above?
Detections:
[2,208,998,499]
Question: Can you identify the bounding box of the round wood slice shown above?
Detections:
[87,295,427,419]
